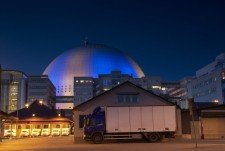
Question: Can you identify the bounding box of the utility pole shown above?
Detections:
[189,98,198,148]
[0,64,2,142]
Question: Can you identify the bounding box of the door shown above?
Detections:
[118,107,130,132]
[141,106,154,132]
[164,106,176,131]
[130,107,142,132]
[153,106,165,131]
[106,107,119,133]
[202,117,225,139]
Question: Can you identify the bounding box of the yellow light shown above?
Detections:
[25,103,29,108]
[32,114,35,117]
[39,100,43,104]
[58,113,61,117]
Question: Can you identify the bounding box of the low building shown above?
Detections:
[0,110,17,141]
[55,96,74,118]
[73,81,182,142]
[180,101,225,140]
[199,104,225,139]
[4,100,72,138]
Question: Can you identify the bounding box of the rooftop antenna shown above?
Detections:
[83,36,89,46]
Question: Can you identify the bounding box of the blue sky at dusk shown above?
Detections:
[0,0,225,80]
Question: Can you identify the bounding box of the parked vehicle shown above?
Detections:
[31,129,41,137]
[83,106,177,144]
[61,128,70,136]
[4,130,16,137]
[41,129,50,136]
[52,129,61,136]
[20,129,30,137]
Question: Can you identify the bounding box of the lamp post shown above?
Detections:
[15,103,29,139]
[14,106,19,139]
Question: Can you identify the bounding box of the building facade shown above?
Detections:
[166,77,193,109]
[187,53,225,104]
[0,70,27,113]
[27,75,56,108]
[74,77,94,106]
[5,100,72,138]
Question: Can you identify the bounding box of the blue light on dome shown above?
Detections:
[43,44,145,96]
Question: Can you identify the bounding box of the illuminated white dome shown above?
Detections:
[43,43,145,96]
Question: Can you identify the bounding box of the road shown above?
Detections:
[1,136,225,151]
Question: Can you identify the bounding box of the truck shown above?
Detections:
[61,128,70,136]
[83,106,177,144]
[31,129,41,137]
[4,129,16,137]
[41,129,50,136]
[20,129,30,137]
[51,128,61,136]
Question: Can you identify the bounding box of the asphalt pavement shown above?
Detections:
[1,136,225,151]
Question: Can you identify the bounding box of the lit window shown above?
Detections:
[221,72,225,80]
[152,86,161,89]
[80,80,84,83]
[161,87,166,91]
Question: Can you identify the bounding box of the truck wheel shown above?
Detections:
[148,133,160,142]
[92,133,103,144]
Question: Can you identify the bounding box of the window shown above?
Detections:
[25,125,30,129]
[79,115,86,128]
[117,94,139,103]
[132,95,138,103]
[103,79,109,86]
[118,95,123,103]
[125,96,130,103]
[43,125,48,129]
[91,118,103,126]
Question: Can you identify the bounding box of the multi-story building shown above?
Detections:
[187,53,225,105]
[74,77,94,105]
[55,96,74,118]
[97,71,132,93]
[131,76,162,95]
[27,75,56,108]
[0,70,27,113]
[166,77,193,109]
[72,71,180,106]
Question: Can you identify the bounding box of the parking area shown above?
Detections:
[1,136,225,151]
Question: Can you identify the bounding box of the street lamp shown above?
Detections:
[25,103,29,108]
[39,100,43,105]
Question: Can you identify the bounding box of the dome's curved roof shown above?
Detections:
[43,43,145,96]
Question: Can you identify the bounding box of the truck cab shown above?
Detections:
[83,107,105,143]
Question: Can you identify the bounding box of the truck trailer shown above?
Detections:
[83,106,177,143]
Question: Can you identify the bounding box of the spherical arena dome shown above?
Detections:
[43,43,145,96]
